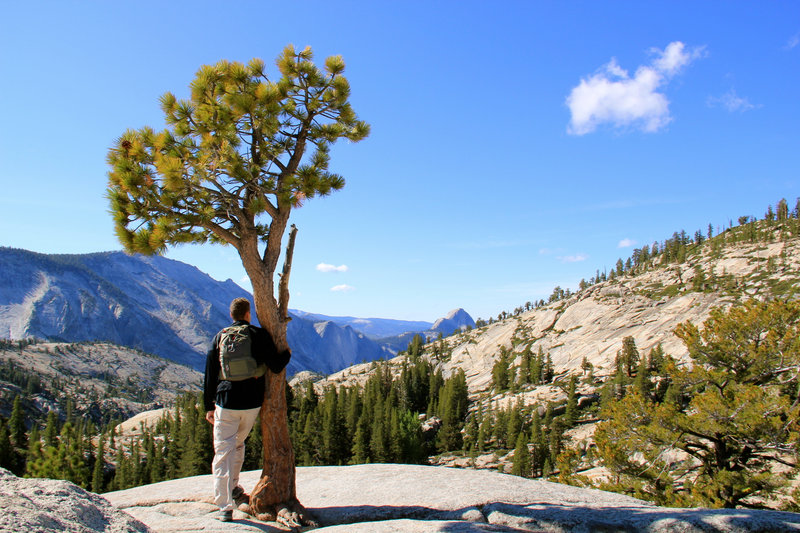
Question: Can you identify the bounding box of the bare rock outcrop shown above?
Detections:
[103,463,800,532]
[0,468,150,533]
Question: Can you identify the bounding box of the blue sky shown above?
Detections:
[1,2,798,322]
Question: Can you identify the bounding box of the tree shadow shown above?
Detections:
[309,504,483,526]
[307,502,800,532]
[482,502,800,532]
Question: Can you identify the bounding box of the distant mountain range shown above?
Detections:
[0,247,474,376]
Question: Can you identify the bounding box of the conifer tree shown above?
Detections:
[596,300,800,508]
[564,375,579,426]
[506,401,523,448]
[435,369,468,451]
[542,353,554,383]
[0,420,14,472]
[530,411,546,477]
[107,45,369,525]
[511,432,531,478]
[9,396,26,450]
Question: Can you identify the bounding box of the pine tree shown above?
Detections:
[435,369,468,451]
[351,414,370,464]
[511,432,531,478]
[0,420,14,471]
[44,411,59,448]
[106,46,369,522]
[530,411,546,477]
[506,401,523,448]
[564,375,579,426]
[618,336,640,378]
[542,353,554,383]
[9,396,26,450]
[596,299,800,508]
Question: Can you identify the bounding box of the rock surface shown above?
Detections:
[103,464,800,532]
[0,468,150,533]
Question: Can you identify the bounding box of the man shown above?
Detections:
[204,297,290,522]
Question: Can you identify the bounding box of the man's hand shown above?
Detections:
[205,410,215,425]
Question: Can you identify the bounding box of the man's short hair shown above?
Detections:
[230,298,251,321]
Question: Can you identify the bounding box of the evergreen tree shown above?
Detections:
[511,432,531,478]
[505,401,523,448]
[491,348,510,391]
[106,45,369,520]
[596,300,800,508]
[435,369,468,451]
[617,337,639,378]
[529,411,546,477]
[9,396,26,450]
[351,413,370,464]
[542,353,554,383]
[564,375,579,426]
[0,420,14,472]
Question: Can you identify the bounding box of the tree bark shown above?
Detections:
[242,224,315,526]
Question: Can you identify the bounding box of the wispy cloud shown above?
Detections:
[707,89,757,113]
[566,41,705,135]
[330,284,355,292]
[317,263,349,273]
[786,32,800,50]
[618,238,637,248]
[558,254,588,263]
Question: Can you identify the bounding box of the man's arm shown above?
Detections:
[252,327,291,374]
[203,333,221,412]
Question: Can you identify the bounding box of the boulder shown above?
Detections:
[0,468,150,533]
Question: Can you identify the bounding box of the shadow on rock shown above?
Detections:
[484,502,800,533]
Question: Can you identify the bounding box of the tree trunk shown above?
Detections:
[238,225,315,527]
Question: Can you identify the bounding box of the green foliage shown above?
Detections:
[595,300,800,508]
[106,45,369,255]
[9,396,26,450]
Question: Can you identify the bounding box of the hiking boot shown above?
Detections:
[232,486,245,500]
[217,510,233,522]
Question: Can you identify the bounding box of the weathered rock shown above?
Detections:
[0,468,150,533]
[103,464,800,532]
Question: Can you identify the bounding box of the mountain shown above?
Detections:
[319,233,800,396]
[430,308,475,336]
[286,315,392,374]
[0,248,249,369]
[289,310,432,339]
[0,339,201,425]
[0,247,461,376]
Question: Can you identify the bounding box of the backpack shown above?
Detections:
[218,324,267,381]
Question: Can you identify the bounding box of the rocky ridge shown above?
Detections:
[316,238,800,400]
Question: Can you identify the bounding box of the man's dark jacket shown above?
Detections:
[203,320,291,412]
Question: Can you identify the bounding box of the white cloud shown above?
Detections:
[566,41,704,135]
[786,32,800,50]
[558,254,588,263]
[317,263,349,273]
[618,238,637,248]
[707,89,757,113]
[330,284,355,292]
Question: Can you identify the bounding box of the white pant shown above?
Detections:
[212,405,261,511]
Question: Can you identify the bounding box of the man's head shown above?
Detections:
[230,298,251,321]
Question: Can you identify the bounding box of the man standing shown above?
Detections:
[204,297,290,522]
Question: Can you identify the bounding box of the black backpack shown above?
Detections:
[218,324,267,381]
